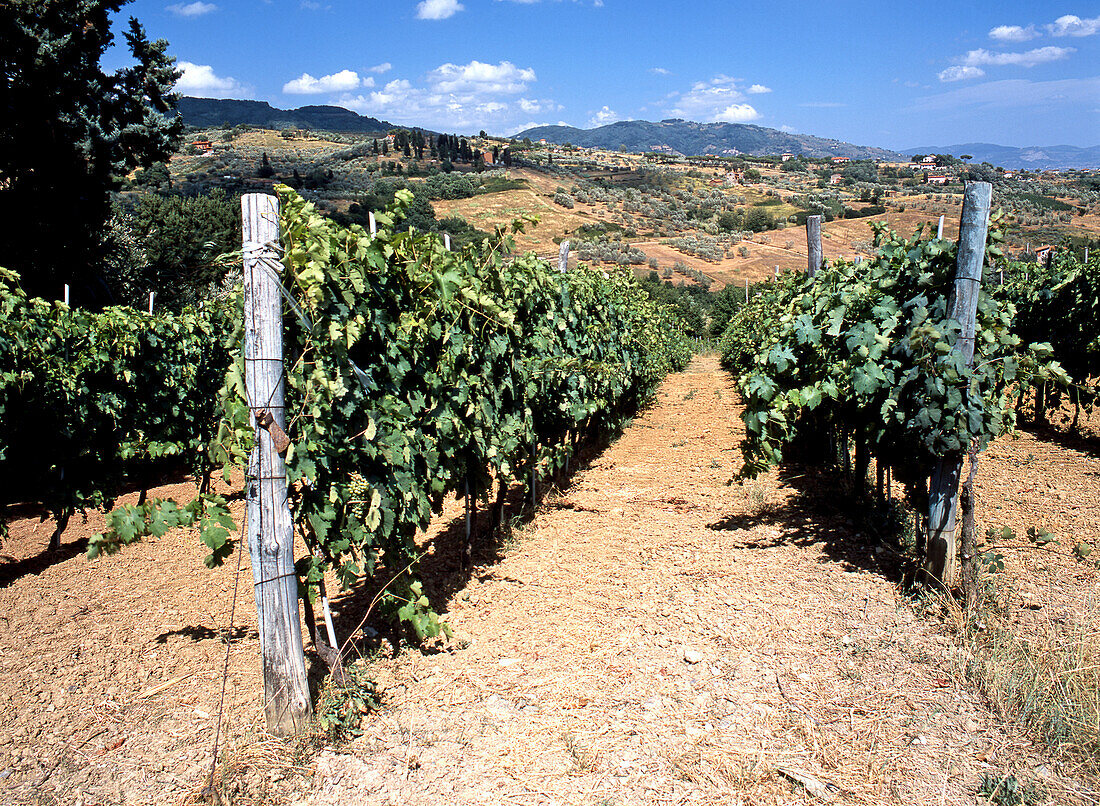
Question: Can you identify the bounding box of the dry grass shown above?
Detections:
[966,596,1100,773]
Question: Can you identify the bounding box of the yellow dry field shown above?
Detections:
[432,169,599,255]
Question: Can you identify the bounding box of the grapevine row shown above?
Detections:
[92,186,693,637]
[0,268,234,546]
[719,217,1066,516]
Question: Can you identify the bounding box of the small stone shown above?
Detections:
[683,649,704,664]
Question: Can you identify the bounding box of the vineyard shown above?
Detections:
[2,181,1100,804]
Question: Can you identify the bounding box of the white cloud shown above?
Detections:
[746,84,771,94]
[799,101,845,108]
[588,106,621,127]
[416,0,464,19]
[282,69,367,94]
[664,75,764,122]
[988,24,1038,42]
[714,103,760,122]
[167,1,216,16]
[175,61,249,97]
[650,67,670,75]
[426,60,536,94]
[1047,14,1100,37]
[779,124,796,133]
[337,60,547,130]
[938,65,986,82]
[959,45,1075,68]
[368,62,392,74]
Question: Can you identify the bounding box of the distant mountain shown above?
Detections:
[178,97,398,134]
[902,143,1100,170]
[513,119,905,161]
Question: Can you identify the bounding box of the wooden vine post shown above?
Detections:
[558,240,570,273]
[924,181,992,588]
[806,215,823,277]
[242,193,313,736]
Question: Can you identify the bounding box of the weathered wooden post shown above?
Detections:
[806,215,822,277]
[443,233,451,251]
[63,284,69,306]
[925,181,992,588]
[242,193,313,735]
[937,214,945,240]
[744,277,749,303]
[368,211,377,236]
[558,240,570,273]
[148,292,155,315]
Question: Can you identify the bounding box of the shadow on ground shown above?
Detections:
[1020,423,1100,462]
[707,465,908,581]
[0,537,89,589]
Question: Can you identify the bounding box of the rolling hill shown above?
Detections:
[178,97,398,134]
[902,143,1100,170]
[513,119,905,161]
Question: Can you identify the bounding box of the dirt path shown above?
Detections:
[299,355,1076,806]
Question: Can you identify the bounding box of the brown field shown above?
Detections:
[432,169,597,255]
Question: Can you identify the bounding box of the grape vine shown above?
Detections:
[0,267,235,546]
[93,186,692,637]
[720,217,1067,509]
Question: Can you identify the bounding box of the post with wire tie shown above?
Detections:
[806,215,823,277]
[242,193,312,736]
[924,181,992,588]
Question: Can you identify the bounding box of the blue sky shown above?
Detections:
[105,1,1099,149]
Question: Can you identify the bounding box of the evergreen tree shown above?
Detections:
[258,151,275,178]
[0,1,183,303]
